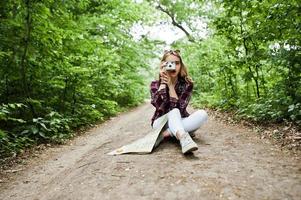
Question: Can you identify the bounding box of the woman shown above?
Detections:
[150,49,208,154]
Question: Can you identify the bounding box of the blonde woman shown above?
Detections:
[150,50,208,154]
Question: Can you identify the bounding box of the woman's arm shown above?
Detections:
[158,83,166,91]
[168,82,193,111]
[150,65,170,109]
[150,81,168,110]
[178,82,193,111]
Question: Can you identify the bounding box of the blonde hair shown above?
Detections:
[159,50,193,83]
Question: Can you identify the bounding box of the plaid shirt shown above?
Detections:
[150,77,193,126]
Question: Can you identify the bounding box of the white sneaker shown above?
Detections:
[179,132,198,154]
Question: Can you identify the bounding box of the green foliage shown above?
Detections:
[0,0,157,159]
[21,111,71,143]
[1,0,299,159]
[0,103,34,158]
[172,0,300,126]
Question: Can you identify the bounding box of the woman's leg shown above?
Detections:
[167,108,186,138]
[167,108,199,153]
[153,108,186,148]
[182,109,208,132]
[153,109,208,147]
[165,109,208,136]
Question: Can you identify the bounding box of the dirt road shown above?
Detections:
[0,102,300,200]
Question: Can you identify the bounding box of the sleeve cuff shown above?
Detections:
[158,88,167,99]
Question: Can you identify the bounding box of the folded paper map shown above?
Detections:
[107,114,168,155]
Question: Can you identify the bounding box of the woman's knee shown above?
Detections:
[168,108,180,116]
[195,109,208,122]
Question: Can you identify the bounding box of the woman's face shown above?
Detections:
[164,54,181,78]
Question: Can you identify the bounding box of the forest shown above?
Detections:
[0,0,300,159]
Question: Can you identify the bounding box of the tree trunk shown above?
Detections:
[239,9,260,98]
[20,0,36,117]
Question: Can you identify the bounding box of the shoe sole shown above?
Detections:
[182,144,198,154]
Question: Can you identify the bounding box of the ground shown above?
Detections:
[0,102,300,200]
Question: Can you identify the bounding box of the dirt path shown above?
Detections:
[0,102,300,200]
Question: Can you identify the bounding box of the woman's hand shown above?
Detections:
[160,71,173,88]
[160,69,178,99]
[159,61,166,78]
[159,61,174,88]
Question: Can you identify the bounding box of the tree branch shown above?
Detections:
[156,4,195,42]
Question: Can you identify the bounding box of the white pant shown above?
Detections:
[152,108,208,138]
